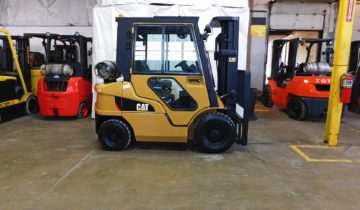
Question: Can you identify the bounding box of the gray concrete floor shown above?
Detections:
[0,101,360,210]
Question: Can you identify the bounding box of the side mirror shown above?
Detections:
[88,47,92,56]
[204,24,212,34]
[201,24,212,40]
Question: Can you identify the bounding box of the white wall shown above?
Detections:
[251,0,269,11]
[0,0,96,27]
[1,0,94,56]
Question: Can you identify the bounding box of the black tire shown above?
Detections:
[77,103,89,119]
[287,97,307,120]
[98,119,132,151]
[262,85,273,107]
[194,112,235,153]
[25,96,39,115]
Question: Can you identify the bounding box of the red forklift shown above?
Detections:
[25,33,92,118]
[262,38,334,120]
[348,40,360,112]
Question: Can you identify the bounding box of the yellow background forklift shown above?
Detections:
[94,16,251,153]
[0,29,38,122]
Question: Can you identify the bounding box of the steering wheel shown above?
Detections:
[175,61,195,72]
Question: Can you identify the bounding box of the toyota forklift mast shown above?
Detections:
[94,16,250,153]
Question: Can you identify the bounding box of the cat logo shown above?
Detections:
[136,103,149,111]
[229,57,236,63]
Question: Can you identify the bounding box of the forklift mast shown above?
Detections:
[212,17,239,119]
[211,17,250,145]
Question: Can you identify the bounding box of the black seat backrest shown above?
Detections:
[49,50,63,63]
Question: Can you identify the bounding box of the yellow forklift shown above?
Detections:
[0,29,38,122]
[94,16,251,153]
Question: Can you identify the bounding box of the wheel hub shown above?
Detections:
[109,132,120,142]
[208,128,223,143]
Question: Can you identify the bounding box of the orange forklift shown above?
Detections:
[262,38,335,120]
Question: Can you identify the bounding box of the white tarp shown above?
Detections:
[0,0,96,26]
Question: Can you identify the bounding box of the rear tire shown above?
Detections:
[262,85,273,107]
[25,96,38,115]
[98,119,132,151]
[77,103,89,119]
[287,97,307,120]
[194,112,235,153]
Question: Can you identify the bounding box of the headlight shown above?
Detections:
[95,61,119,80]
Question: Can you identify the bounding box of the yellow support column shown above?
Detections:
[324,0,356,146]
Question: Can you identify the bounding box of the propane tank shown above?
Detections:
[303,62,332,73]
[40,64,73,77]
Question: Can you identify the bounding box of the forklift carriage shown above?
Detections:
[94,16,251,153]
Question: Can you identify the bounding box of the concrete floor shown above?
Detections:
[0,102,360,210]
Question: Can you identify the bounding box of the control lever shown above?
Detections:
[220,90,236,99]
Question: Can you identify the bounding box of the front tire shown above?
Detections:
[25,96,38,114]
[287,97,307,120]
[194,112,235,153]
[77,102,89,119]
[98,119,132,151]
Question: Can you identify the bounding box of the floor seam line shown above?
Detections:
[29,149,95,210]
